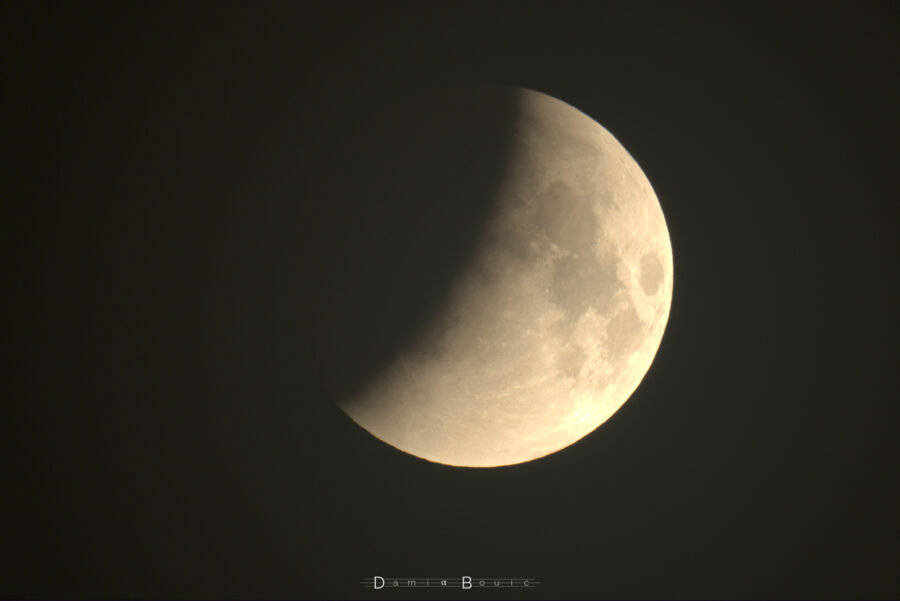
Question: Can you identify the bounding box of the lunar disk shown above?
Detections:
[314,87,672,467]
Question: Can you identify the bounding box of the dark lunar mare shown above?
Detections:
[298,86,521,406]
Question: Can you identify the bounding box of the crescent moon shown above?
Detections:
[314,87,673,467]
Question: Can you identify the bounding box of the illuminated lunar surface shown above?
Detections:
[338,88,673,467]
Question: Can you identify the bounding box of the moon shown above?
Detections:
[309,86,672,468]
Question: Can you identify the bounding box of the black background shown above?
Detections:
[5,2,899,599]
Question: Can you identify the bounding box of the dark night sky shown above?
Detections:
[5,2,900,599]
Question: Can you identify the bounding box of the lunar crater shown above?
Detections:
[639,252,665,296]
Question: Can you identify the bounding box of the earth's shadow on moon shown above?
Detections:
[299,86,521,410]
